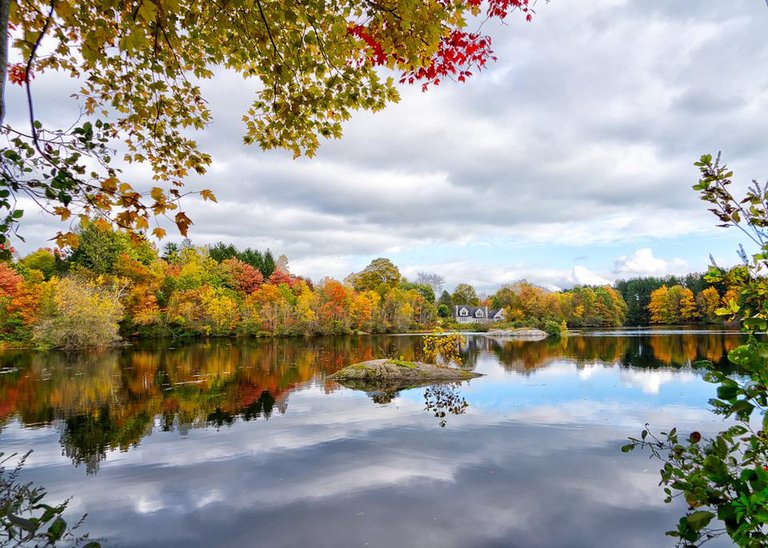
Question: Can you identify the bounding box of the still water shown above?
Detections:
[0,330,746,547]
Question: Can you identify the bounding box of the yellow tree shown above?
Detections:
[696,286,721,324]
[648,285,699,324]
[677,286,699,323]
[648,285,673,324]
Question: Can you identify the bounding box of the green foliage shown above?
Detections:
[625,154,768,547]
[208,242,239,263]
[542,319,568,337]
[67,222,155,276]
[400,282,436,304]
[438,290,453,309]
[19,249,57,280]
[349,258,402,295]
[1,451,98,546]
[452,283,479,306]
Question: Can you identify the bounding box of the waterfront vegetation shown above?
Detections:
[0,222,748,350]
[624,156,768,546]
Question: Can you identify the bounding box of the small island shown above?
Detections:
[330,359,482,383]
[484,328,549,340]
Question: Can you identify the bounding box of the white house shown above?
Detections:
[454,305,505,324]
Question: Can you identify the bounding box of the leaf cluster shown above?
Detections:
[624,155,768,546]
[1,451,99,546]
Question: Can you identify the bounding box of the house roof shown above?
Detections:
[455,306,504,317]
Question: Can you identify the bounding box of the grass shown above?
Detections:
[386,359,418,369]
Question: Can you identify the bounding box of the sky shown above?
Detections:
[6,0,768,292]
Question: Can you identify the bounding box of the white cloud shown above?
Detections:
[613,248,688,277]
[573,265,611,286]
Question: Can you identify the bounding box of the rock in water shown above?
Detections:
[330,359,482,383]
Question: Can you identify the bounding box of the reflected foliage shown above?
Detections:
[424,383,469,428]
[0,336,425,473]
[477,331,744,373]
[0,331,747,475]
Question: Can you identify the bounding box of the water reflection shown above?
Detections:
[424,383,469,427]
[0,336,425,473]
[0,330,744,474]
[478,330,743,372]
[0,331,743,548]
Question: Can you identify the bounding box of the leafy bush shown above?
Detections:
[33,278,125,349]
[542,319,568,337]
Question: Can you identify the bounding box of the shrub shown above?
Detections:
[33,278,125,349]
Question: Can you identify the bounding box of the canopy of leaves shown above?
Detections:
[348,258,401,294]
[452,283,479,306]
[0,0,535,256]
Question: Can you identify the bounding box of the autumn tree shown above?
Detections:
[218,257,263,294]
[33,277,126,349]
[648,285,699,325]
[0,0,536,255]
[348,258,401,295]
[452,283,479,306]
[696,286,721,324]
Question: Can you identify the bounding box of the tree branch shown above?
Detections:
[0,0,11,124]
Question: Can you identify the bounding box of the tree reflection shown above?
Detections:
[0,331,748,473]
[0,336,426,473]
[424,383,468,427]
[469,332,745,373]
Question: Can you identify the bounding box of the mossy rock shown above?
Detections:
[330,359,482,383]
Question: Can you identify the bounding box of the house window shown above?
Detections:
[475,310,484,318]
[459,308,468,317]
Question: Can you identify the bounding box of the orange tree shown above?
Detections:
[0,0,538,257]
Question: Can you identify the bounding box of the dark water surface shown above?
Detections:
[0,330,745,547]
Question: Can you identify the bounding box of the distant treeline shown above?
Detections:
[0,222,746,349]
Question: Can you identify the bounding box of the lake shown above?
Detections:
[0,329,745,547]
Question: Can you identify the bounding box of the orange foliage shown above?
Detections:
[0,263,22,296]
[220,258,264,294]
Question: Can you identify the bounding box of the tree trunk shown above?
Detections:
[0,0,11,124]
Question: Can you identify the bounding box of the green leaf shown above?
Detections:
[621,443,635,453]
[686,510,715,531]
[717,385,740,400]
[46,517,67,542]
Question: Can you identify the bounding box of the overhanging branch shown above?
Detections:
[0,0,11,124]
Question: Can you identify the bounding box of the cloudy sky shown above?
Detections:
[7,0,768,292]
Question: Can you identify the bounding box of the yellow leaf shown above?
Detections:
[101,177,119,193]
[94,218,111,232]
[200,189,217,202]
[152,227,167,239]
[53,206,72,221]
